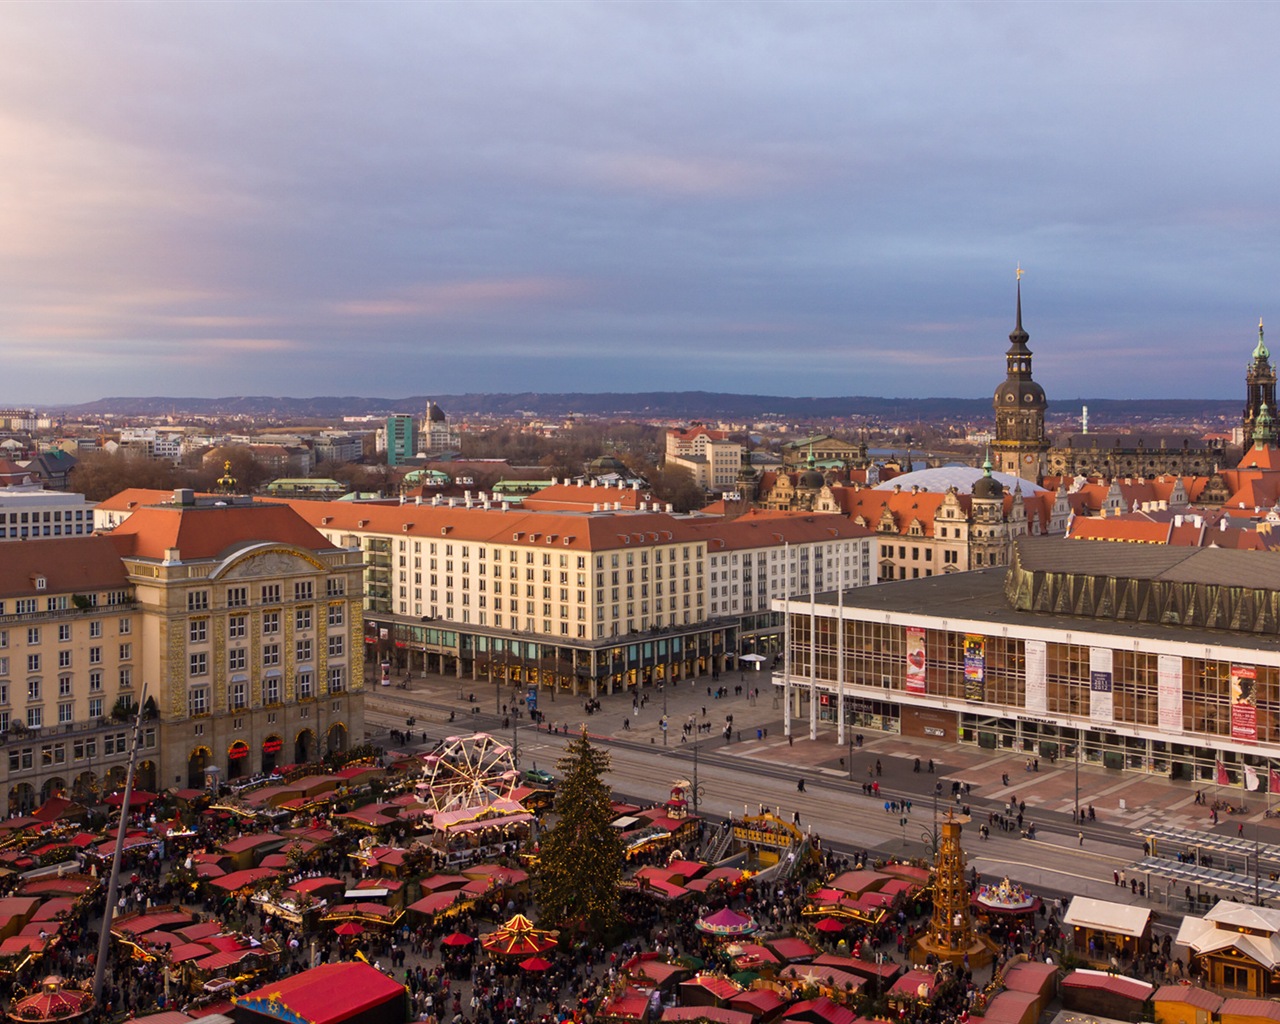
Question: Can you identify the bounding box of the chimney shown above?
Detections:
[666,503,674,513]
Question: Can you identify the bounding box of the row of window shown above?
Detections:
[8,729,156,773]
[186,578,345,612]
[188,604,344,643]
[189,634,343,677]
[187,666,346,715]
[0,669,130,703]
[0,643,132,675]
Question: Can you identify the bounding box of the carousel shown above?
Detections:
[6,977,92,1024]
[971,876,1041,923]
[480,913,558,958]
[694,907,758,939]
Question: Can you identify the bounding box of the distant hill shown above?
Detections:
[51,393,1242,423]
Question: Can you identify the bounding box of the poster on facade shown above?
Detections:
[963,634,985,702]
[1089,647,1114,724]
[1157,655,1183,733]
[1024,639,1047,713]
[905,626,927,695]
[1231,665,1258,742]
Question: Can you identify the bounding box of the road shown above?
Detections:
[365,685,1155,920]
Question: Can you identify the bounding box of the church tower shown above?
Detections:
[991,270,1048,482]
[1244,319,1277,447]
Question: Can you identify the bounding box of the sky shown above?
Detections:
[1,1,1277,405]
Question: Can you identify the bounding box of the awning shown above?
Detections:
[1062,896,1151,938]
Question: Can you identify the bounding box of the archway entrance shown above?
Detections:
[136,760,157,793]
[188,746,213,789]
[294,729,315,765]
[40,777,66,803]
[262,735,282,775]
[72,771,98,805]
[8,783,34,816]
[227,741,250,780]
[326,723,347,756]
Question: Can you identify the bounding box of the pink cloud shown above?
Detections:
[334,276,580,318]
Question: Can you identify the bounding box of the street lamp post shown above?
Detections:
[1074,735,1081,824]
[847,729,854,782]
[691,739,706,814]
[920,781,942,857]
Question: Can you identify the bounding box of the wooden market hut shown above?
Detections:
[1062,896,1153,964]
[1175,900,1280,998]
[1153,985,1222,1024]
[1060,970,1154,1020]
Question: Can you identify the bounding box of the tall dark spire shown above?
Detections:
[1015,268,1024,334]
[1005,266,1031,373]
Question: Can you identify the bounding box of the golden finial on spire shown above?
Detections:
[1016,264,1023,281]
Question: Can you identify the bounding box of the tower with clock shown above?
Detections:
[991,269,1049,482]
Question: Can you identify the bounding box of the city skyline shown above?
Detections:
[2,3,1278,405]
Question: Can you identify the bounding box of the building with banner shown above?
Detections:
[774,535,1280,786]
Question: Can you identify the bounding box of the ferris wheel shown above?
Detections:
[416,732,519,812]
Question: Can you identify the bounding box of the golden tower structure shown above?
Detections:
[912,810,995,967]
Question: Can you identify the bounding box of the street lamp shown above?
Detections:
[1074,736,1081,824]
[691,739,707,813]
[920,781,942,857]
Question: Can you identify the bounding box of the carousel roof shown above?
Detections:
[695,907,756,936]
[480,913,557,956]
[7,977,92,1023]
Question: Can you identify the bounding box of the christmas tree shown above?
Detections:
[535,729,623,937]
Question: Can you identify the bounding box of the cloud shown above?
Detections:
[1,3,1280,403]
[333,278,582,319]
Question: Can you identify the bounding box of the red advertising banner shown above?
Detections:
[1231,665,1258,743]
[905,626,926,695]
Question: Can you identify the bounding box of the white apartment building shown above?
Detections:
[666,424,742,492]
[279,495,875,697]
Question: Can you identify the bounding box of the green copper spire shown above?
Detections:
[982,447,994,476]
[1255,318,1270,362]
[1254,401,1274,445]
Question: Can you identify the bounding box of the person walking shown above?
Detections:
[1078,831,1084,846]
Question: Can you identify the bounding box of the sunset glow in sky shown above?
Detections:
[1,2,1277,404]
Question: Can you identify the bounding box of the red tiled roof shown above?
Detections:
[286,500,710,553]
[0,536,129,599]
[522,484,651,511]
[107,502,334,561]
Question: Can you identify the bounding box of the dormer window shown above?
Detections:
[33,576,46,591]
